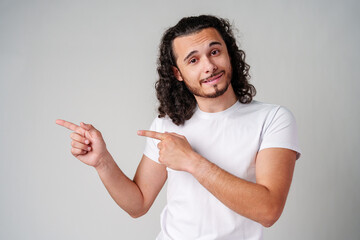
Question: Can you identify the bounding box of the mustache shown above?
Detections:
[201,71,225,83]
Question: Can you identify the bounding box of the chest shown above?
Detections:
[166,115,264,179]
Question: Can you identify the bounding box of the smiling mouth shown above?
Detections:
[202,71,224,84]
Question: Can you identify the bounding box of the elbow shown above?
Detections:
[129,212,143,219]
[129,213,143,219]
[258,205,283,228]
[125,194,149,219]
[128,208,149,219]
[260,218,278,228]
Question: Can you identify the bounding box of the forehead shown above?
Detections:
[172,28,225,59]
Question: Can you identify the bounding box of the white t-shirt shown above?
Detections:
[144,100,301,240]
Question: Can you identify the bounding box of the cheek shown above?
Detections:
[221,57,232,80]
[218,55,231,69]
[184,68,201,83]
[228,62,232,74]
[225,57,232,73]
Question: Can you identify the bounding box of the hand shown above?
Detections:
[137,130,199,172]
[56,119,109,168]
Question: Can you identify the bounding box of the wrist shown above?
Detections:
[94,150,113,172]
[187,151,208,175]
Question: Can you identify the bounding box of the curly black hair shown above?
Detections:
[156,15,256,125]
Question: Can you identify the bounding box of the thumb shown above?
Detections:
[80,122,103,140]
[80,122,95,131]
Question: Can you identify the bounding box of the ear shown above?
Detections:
[172,66,183,81]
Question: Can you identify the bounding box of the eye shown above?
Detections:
[211,49,220,56]
[189,58,197,64]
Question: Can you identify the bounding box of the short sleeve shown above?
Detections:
[143,117,162,163]
[259,106,302,160]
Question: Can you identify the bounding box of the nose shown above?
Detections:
[203,57,217,73]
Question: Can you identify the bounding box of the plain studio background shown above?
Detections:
[1,0,359,239]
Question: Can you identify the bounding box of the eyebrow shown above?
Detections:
[183,41,222,63]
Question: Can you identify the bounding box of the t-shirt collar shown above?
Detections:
[194,100,241,119]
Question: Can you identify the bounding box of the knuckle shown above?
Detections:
[94,130,102,137]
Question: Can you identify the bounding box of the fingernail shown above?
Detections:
[137,130,142,135]
[88,147,91,151]
[85,139,89,144]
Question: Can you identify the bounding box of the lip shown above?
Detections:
[202,71,224,85]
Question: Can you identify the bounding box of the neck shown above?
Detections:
[195,85,238,113]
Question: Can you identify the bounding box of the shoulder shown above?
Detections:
[149,115,178,132]
[247,100,295,119]
[248,100,279,111]
[235,100,298,132]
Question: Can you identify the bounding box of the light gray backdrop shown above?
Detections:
[1,0,359,239]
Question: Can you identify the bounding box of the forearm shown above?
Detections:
[95,151,145,218]
[189,154,283,227]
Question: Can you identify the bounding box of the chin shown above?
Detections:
[199,82,230,98]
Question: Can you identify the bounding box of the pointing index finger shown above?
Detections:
[56,119,85,136]
[137,130,165,140]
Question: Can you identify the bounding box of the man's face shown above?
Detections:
[172,28,232,99]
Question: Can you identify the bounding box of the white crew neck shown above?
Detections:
[194,100,243,119]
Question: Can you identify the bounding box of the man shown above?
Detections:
[56,15,301,239]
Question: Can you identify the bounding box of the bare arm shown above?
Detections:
[189,148,296,227]
[56,119,167,218]
[138,130,297,227]
[96,153,167,218]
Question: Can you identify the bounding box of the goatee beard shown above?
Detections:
[184,81,230,98]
